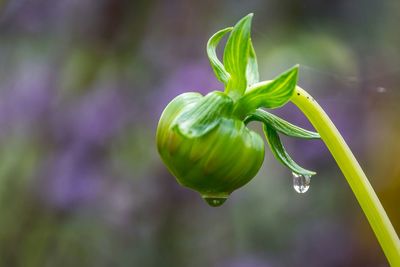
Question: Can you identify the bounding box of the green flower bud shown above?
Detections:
[156,14,319,207]
[156,91,265,206]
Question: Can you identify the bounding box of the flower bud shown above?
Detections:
[156,91,265,206]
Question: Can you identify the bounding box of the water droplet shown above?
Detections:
[292,172,311,193]
[203,196,227,207]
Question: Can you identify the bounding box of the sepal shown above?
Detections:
[244,109,320,139]
[173,91,233,138]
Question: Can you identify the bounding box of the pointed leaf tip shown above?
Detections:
[245,13,254,19]
[288,64,299,75]
[234,65,300,117]
[223,14,254,98]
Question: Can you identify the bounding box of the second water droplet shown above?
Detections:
[292,172,311,193]
[203,196,227,207]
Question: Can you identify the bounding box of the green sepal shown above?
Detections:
[244,109,320,139]
[263,124,316,176]
[234,65,299,117]
[246,39,259,87]
[223,13,253,98]
[173,91,233,138]
[207,27,233,85]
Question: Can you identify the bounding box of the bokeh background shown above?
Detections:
[0,0,399,266]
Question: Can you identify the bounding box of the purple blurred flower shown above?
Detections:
[44,87,129,209]
[0,61,54,136]
[53,87,128,146]
[0,0,100,34]
[44,144,104,208]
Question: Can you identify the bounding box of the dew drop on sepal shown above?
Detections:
[203,196,227,207]
[292,172,311,193]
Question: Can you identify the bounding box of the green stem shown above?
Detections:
[291,86,400,265]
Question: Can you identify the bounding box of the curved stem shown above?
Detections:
[291,86,400,265]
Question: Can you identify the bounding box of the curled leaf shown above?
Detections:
[207,27,232,85]
[263,124,316,176]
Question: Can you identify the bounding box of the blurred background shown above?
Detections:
[0,0,399,266]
